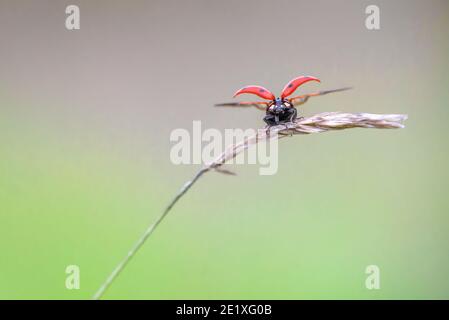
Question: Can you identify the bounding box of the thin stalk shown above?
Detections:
[92,167,209,300]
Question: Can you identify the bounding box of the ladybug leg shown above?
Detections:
[286,107,297,123]
[263,114,277,126]
[263,114,276,136]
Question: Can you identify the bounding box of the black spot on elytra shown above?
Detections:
[259,89,265,92]
[288,84,293,88]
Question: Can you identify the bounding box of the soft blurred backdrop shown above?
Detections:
[1,0,448,299]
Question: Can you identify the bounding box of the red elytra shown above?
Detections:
[233,76,320,101]
[233,85,275,100]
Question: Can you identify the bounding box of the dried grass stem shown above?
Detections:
[93,112,407,299]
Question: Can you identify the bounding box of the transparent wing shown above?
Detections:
[214,101,268,111]
[290,87,352,106]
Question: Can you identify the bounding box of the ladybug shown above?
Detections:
[216,76,351,126]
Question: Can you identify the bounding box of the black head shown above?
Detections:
[268,97,293,114]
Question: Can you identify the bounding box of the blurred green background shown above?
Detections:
[1,0,448,299]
